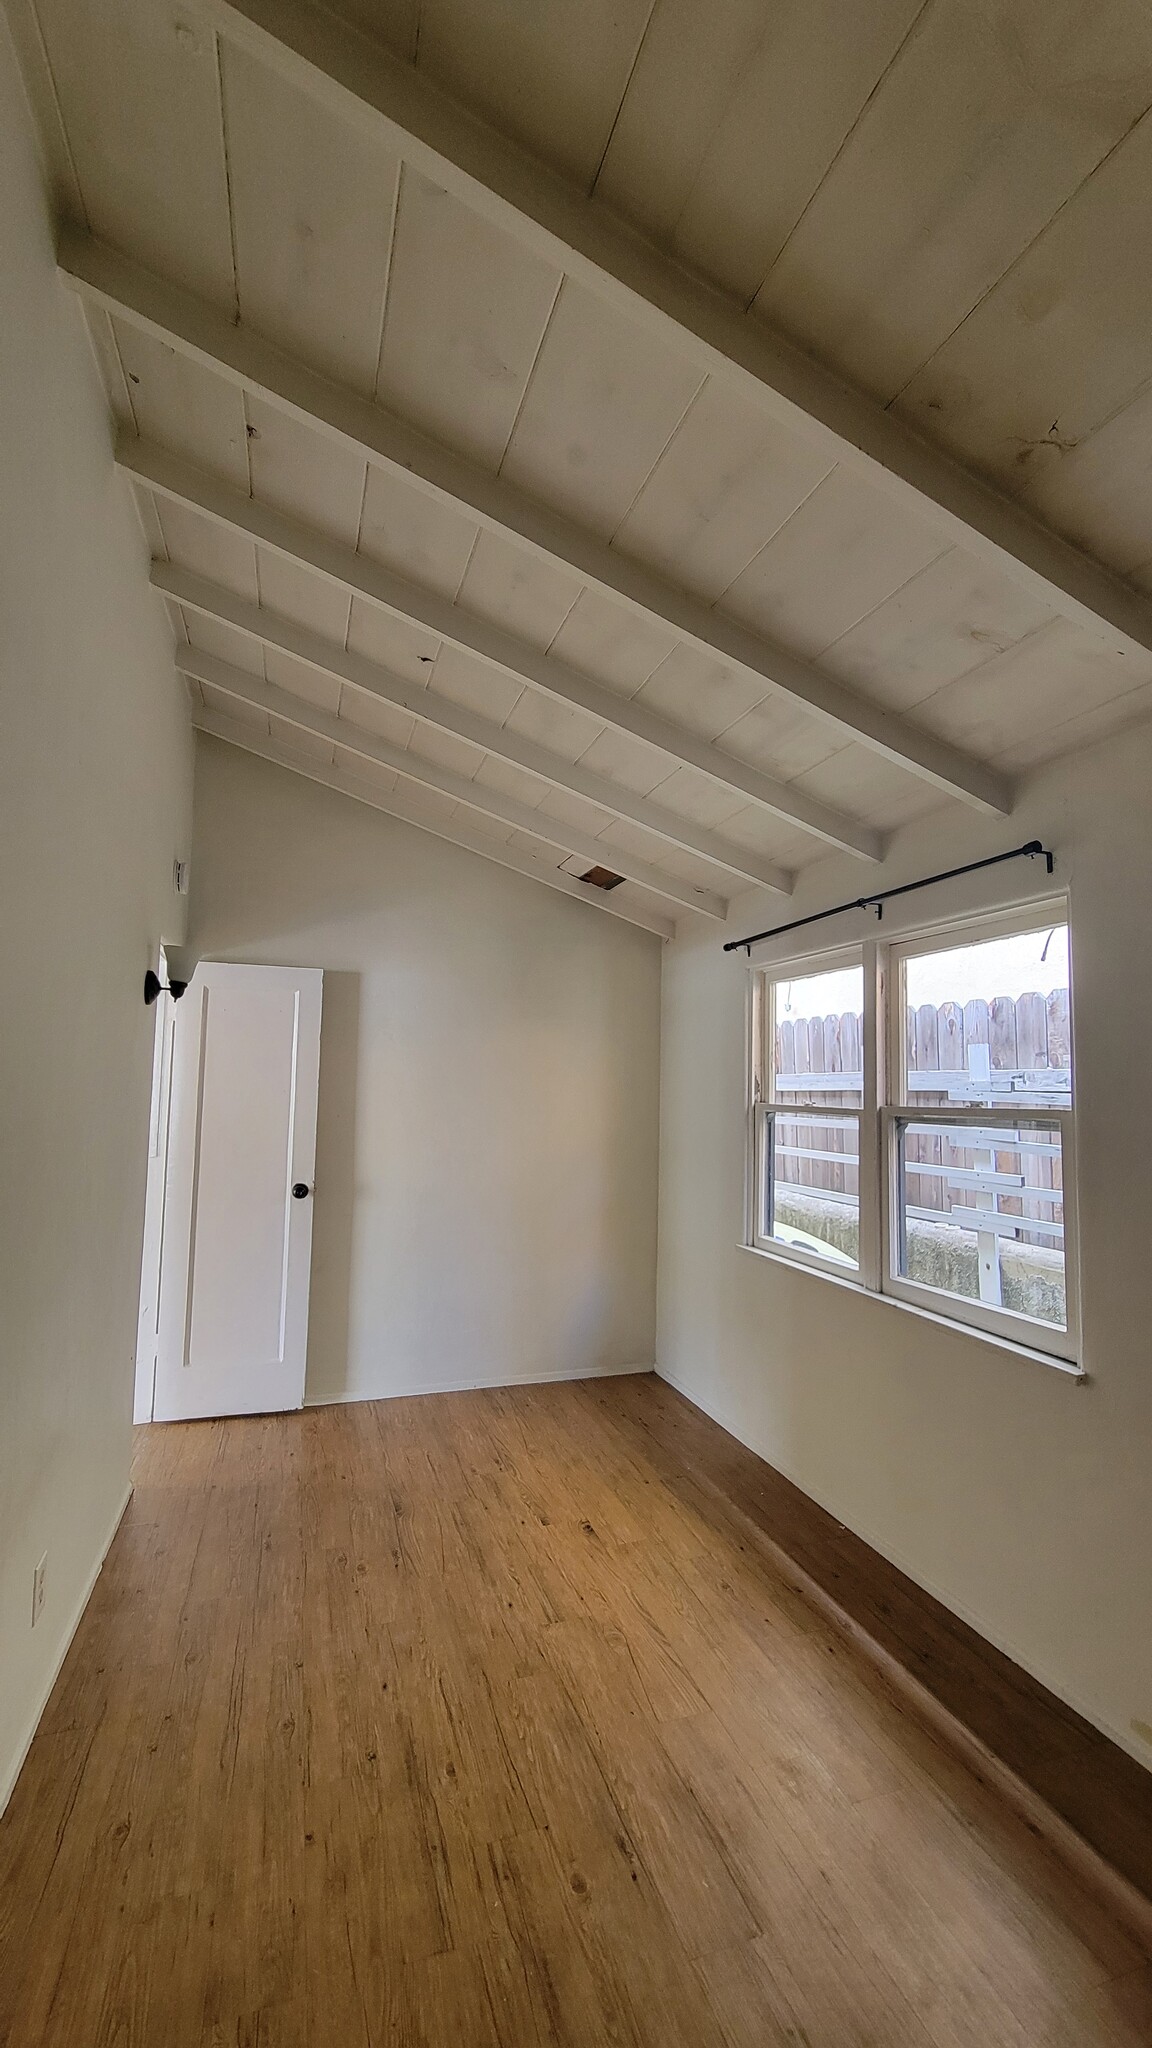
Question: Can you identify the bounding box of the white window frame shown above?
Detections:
[746,899,1081,1372]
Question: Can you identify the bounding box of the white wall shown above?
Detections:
[187,737,661,1404]
[0,19,194,1809]
[659,721,1152,1771]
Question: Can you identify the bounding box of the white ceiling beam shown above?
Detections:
[59,230,1009,822]
[192,708,675,940]
[209,0,1152,677]
[181,652,727,919]
[162,572,792,894]
[121,433,871,859]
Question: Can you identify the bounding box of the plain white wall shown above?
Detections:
[187,736,662,1403]
[658,718,1152,1770]
[0,18,194,1809]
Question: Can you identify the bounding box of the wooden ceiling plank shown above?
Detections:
[179,607,265,677]
[754,0,1152,405]
[667,0,925,302]
[498,277,707,540]
[192,708,676,939]
[243,396,368,542]
[61,230,1005,824]
[592,0,786,247]
[413,0,656,190]
[111,319,251,487]
[178,652,726,917]
[218,37,401,395]
[196,0,1152,676]
[34,0,235,308]
[121,430,853,864]
[897,106,1152,488]
[377,169,562,467]
[720,463,948,661]
[159,562,792,894]
[613,378,835,604]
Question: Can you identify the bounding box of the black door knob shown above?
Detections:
[292,1182,312,1200]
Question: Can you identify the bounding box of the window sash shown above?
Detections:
[879,1104,1078,1362]
[752,1104,861,1275]
[887,903,1073,1111]
[762,945,865,1112]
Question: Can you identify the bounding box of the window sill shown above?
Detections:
[737,1239,1086,1379]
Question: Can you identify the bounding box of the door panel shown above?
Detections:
[133,987,176,1422]
[153,963,323,1421]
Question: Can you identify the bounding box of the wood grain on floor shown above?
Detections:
[630,1373,1152,1910]
[0,1373,1147,2046]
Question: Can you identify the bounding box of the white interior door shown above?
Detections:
[153,963,324,1422]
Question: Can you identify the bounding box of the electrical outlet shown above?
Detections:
[32,1554,46,1627]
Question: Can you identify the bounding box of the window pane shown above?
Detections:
[903,924,1070,1109]
[771,964,864,1108]
[764,1111,859,1269]
[895,1118,1066,1328]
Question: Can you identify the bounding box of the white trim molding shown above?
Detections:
[304,1361,655,1405]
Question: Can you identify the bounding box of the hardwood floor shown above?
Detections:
[0,1374,1149,2047]
[628,1379,1152,1916]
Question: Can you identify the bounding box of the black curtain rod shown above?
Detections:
[723,840,1054,956]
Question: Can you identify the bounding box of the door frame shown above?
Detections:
[133,956,177,1423]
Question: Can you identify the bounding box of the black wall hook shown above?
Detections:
[144,969,188,1005]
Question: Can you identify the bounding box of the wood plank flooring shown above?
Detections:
[0,1373,1149,2047]
[627,1379,1152,1911]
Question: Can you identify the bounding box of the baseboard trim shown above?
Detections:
[304,1361,655,1408]
[648,1369,1152,1952]
[0,1481,134,1820]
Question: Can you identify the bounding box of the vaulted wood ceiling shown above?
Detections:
[13,0,1152,935]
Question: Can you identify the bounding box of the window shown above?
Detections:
[749,906,1079,1367]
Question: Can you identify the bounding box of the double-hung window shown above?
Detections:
[749,905,1079,1368]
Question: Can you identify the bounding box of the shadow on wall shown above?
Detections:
[304,971,360,1405]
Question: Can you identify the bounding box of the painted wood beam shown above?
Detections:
[191,707,676,940]
[207,0,1152,681]
[59,229,1008,822]
[122,433,864,859]
[157,563,794,894]
[181,652,727,919]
